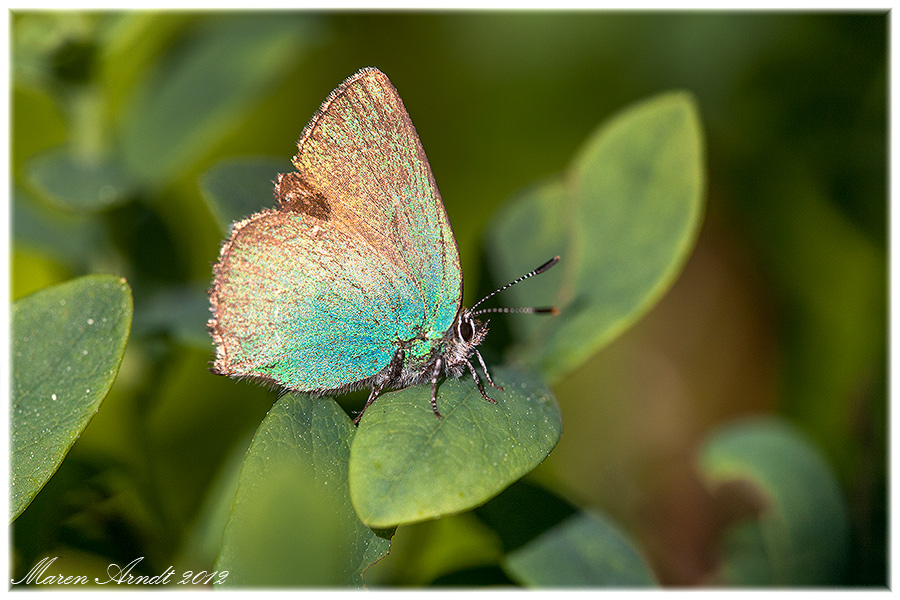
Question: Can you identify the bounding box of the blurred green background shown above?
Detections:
[11,11,886,586]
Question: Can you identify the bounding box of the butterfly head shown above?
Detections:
[444,309,489,367]
[441,255,561,373]
[455,310,487,345]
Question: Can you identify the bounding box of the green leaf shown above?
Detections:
[216,393,391,587]
[699,418,850,585]
[11,274,133,521]
[487,92,705,383]
[349,365,561,528]
[503,511,657,587]
[24,145,135,213]
[199,157,289,232]
[119,14,317,184]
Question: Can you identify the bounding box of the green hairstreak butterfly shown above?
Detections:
[209,67,558,423]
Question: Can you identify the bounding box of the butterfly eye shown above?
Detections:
[458,317,475,342]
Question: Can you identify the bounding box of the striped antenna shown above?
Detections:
[473,306,559,316]
[470,255,560,315]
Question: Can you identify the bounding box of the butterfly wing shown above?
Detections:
[210,209,425,390]
[290,67,462,338]
[209,68,461,392]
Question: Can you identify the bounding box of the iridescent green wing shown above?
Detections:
[289,67,462,339]
[210,208,424,391]
[209,68,461,392]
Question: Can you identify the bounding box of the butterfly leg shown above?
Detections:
[353,348,405,425]
[429,356,444,418]
[354,384,384,425]
[466,359,498,405]
[474,348,504,391]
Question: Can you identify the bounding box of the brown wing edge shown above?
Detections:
[293,66,389,163]
[207,207,280,378]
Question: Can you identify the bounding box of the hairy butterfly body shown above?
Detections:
[209,67,557,422]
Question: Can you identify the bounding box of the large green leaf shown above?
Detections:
[199,157,289,233]
[487,92,705,383]
[503,511,657,587]
[216,393,391,587]
[699,418,850,585]
[349,365,561,528]
[11,274,133,521]
[119,14,317,184]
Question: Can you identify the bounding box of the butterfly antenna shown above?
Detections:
[472,305,559,316]
[471,255,560,315]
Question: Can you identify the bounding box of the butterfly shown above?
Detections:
[208,67,558,423]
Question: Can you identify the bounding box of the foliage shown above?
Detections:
[699,419,850,585]
[488,92,704,382]
[504,511,657,586]
[11,275,132,520]
[216,393,390,587]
